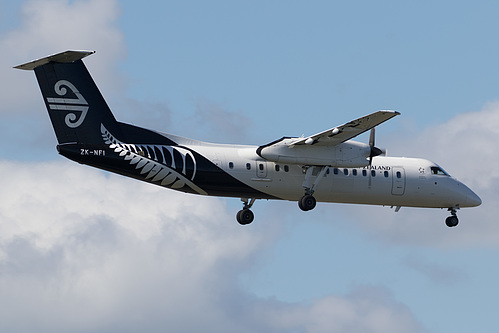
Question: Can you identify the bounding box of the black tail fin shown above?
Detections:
[15,50,122,144]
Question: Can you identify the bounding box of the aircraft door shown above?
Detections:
[392,167,406,195]
[256,160,268,178]
[212,153,226,170]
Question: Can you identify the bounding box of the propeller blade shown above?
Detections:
[368,128,383,166]
[369,127,375,148]
[368,128,375,189]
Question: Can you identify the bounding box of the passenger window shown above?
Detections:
[343,169,349,176]
[284,165,289,172]
[246,163,251,170]
[362,170,367,177]
[229,162,234,169]
[396,171,401,179]
[275,165,280,172]
[371,170,376,177]
[333,168,339,175]
[352,169,357,176]
[259,163,264,171]
[384,171,389,178]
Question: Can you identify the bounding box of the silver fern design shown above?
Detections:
[101,124,207,195]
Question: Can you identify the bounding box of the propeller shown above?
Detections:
[368,127,385,188]
[368,128,384,166]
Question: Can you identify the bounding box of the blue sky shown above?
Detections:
[1,1,498,332]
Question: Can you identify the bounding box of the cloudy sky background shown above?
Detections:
[0,1,498,332]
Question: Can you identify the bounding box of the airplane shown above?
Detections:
[15,50,482,227]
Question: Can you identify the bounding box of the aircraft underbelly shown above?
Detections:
[241,165,452,208]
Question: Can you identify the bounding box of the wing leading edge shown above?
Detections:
[290,110,400,146]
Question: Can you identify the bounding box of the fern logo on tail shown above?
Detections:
[46,80,89,128]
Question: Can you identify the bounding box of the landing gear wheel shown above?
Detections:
[299,194,316,211]
[445,215,459,228]
[236,209,254,225]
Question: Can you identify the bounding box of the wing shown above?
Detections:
[290,110,400,146]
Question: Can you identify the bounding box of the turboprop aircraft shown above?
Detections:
[15,50,481,227]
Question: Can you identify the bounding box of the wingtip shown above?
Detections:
[379,110,401,116]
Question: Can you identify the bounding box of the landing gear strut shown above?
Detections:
[298,166,327,212]
[445,207,459,227]
[236,198,255,225]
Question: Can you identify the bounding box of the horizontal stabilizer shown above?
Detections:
[14,50,95,70]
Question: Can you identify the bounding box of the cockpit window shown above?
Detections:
[431,166,449,176]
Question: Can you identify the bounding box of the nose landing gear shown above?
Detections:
[445,207,459,227]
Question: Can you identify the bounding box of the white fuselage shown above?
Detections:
[187,139,481,210]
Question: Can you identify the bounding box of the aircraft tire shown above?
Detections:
[237,209,254,225]
[299,195,316,211]
[445,215,459,227]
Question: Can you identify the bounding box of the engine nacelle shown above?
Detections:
[257,139,372,167]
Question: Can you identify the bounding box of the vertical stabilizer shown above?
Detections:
[15,50,123,144]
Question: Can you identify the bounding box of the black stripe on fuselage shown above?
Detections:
[57,123,276,199]
[185,148,275,198]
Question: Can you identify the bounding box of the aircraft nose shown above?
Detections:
[467,189,482,207]
[458,182,482,207]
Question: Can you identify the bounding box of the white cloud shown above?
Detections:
[115,98,173,132]
[272,286,422,333]
[0,160,423,332]
[0,0,126,161]
[0,0,125,114]
[403,255,469,286]
[334,102,499,248]
[192,98,254,144]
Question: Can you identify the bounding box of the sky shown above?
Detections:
[0,0,498,332]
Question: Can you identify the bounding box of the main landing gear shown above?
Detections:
[445,207,459,227]
[298,166,327,212]
[298,194,316,211]
[236,198,256,225]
